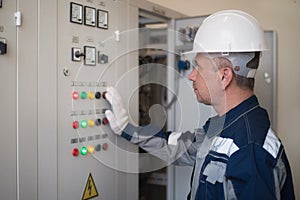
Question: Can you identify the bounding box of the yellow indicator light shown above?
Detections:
[88,92,94,100]
[87,146,95,154]
[88,119,95,127]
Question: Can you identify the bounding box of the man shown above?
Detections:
[105,10,295,199]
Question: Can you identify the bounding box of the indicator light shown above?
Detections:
[95,118,101,126]
[72,91,79,100]
[95,144,101,151]
[80,91,87,99]
[102,117,109,125]
[88,92,94,100]
[87,146,95,154]
[72,148,79,156]
[102,91,107,99]
[102,143,108,151]
[80,120,88,128]
[88,119,95,127]
[80,147,88,155]
[72,121,79,129]
[95,91,101,99]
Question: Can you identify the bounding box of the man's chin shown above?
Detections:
[197,97,211,105]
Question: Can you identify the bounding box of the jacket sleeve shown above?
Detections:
[120,123,206,166]
[225,144,295,200]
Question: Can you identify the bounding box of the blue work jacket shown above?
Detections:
[121,95,295,199]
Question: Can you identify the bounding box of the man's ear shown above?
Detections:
[219,67,234,90]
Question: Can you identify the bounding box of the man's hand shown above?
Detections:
[104,87,129,135]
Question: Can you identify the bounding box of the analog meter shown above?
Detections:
[97,9,108,29]
[84,6,96,27]
[70,2,83,24]
[84,46,96,66]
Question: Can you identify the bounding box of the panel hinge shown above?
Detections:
[14,11,22,27]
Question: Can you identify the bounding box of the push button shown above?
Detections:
[72,91,79,100]
[95,118,101,126]
[95,91,101,99]
[80,120,88,128]
[88,119,95,127]
[87,146,95,154]
[102,143,108,151]
[72,121,79,129]
[80,147,88,155]
[72,148,79,157]
[102,117,109,125]
[102,91,107,99]
[95,144,101,151]
[88,92,94,100]
[80,91,87,99]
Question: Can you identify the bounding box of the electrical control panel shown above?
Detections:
[57,0,139,199]
[0,0,184,199]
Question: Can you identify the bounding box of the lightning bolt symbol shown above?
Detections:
[88,178,92,196]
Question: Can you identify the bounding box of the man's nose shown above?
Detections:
[188,68,197,81]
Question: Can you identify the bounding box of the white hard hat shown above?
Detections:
[184,10,268,54]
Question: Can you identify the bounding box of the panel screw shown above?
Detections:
[63,68,70,76]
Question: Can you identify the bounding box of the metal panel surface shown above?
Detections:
[57,0,139,199]
[0,1,18,199]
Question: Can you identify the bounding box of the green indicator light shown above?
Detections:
[80,120,88,128]
[80,147,88,155]
[80,91,87,99]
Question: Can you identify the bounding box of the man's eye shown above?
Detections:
[192,60,198,68]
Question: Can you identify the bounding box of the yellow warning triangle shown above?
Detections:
[82,173,99,200]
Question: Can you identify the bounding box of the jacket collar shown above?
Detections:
[203,95,260,138]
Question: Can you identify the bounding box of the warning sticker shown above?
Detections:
[82,173,99,200]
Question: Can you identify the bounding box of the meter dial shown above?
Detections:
[84,6,96,27]
[84,46,96,66]
[70,2,83,24]
[97,9,108,29]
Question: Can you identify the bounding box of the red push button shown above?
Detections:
[102,143,108,151]
[102,91,107,99]
[72,91,79,100]
[72,148,79,156]
[102,117,109,125]
[72,121,79,129]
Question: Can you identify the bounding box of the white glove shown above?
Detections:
[104,87,129,135]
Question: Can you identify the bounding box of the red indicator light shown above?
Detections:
[72,148,79,156]
[72,121,79,129]
[72,91,79,100]
[102,91,107,99]
[102,117,109,125]
[102,143,108,151]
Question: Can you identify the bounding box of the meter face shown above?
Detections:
[84,46,96,66]
[84,6,96,27]
[97,9,108,29]
[70,2,83,24]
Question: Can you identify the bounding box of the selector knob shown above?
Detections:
[75,51,85,58]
